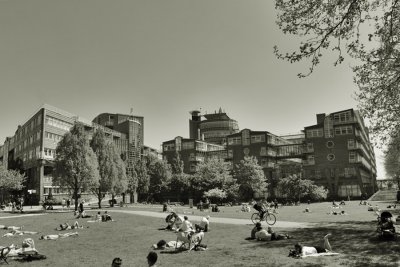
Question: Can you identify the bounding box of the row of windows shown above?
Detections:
[307,126,354,138]
[333,111,352,123]
[306,167,357,179]
[307,129,323,138]
[305,152,360,164]
[335,126,353,135]
[45,116,73,131]
[15,130,42,153]
[15,114,42,141]
[45,132,63,142]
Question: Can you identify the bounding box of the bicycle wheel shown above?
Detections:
[265,213,276,225]
[251,213,261,224]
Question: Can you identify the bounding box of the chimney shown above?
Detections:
[316,113,326,124]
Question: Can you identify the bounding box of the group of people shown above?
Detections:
[247,223,291,241]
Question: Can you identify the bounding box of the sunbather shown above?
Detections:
[39,232,79,240]
[292,234,337,257]
[55,221,83,231]
[3,230,38,237]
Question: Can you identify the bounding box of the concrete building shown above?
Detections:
[189,108,239,145]
[302,109,377,198]
[0,104,144,204]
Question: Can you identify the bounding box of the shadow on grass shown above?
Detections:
[247,220,400,266]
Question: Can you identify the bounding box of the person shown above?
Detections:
[111,257,122,266]
[3,229,38,237]
[303,208,311,213]
[0,225,23,230]
[340,200,346,205]
[294,234,333,257]
[39,232,79,240]
[274,199,279,209]
[195,215,210,232]
[253,200,266,218]
[66,199,71,209]
[170,213,184,230]
[177,216,193,233]
[164,212,176,230]
[199,200,204,211]
[79,201,84,214]
[147,251,158,267]
[267,226,291,240]
[246,222,263,240]
[102,211,113,222]
[55,221,83,231]
[61,199,66,209]
[95,212,102,222]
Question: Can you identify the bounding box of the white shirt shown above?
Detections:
[302,246,318,256]
[180,220,193,232]
[199,217,209,229]
[255,230,271,241]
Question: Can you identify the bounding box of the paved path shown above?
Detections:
[111,209,315,228]
[0,213,46,219]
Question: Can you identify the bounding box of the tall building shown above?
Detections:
[303,109,377,198]
[0,104,144,204]
[189,108,239,145]
[162,136,225,174]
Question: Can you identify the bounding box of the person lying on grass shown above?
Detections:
[39,232,79,240]
[55,221,83,231]
[0,225,23,231]
[3,229,38,237]
[289,233,339,258]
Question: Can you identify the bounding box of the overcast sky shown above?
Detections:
[0,0,386,178]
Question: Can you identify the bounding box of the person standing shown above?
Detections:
[66,199,71,209]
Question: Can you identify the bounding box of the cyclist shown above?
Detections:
[253,200,266,219]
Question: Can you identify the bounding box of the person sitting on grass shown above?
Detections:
[290,234,338,258]
[102,211,114,222]
[39,232,79,240]
[95,212,102,222]
[255,226,291,241]
[195,215,210,232]
[147,251,158,267]
[245,222,263,240]
[55,221,83,231]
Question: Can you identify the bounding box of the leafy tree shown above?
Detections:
[191,158,235,201]
[203,188,227,204]
[0,165,26,193]
[168,173,192,202]
[384,136,400,188]
[110,147,128,205]
[274,0,400,144]
[233,157,268,201]
[90,129,115,208]
[53,123,100,211]
[144,154,172,202]
[134,158,150,201]
[277,174,327,202]
[171,151,184,175]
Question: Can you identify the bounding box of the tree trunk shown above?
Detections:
[98,188,102,209]
[74,190,79,211]
[111,193,115,207]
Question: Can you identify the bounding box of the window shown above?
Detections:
[307,155,315,165]
[315,170,321,179]
[228,137,241,145]
[306,129,323,138]
[260,147,267,156]
[251,135,265,143]
[243,148,250,156]
[242,130,250,145]
[307,143,313,151]
[349,152,357,163]
[345,167,356,177]
[348,139,355,148]
[327,154,335,161]
[335,126,353,135]
[334,111,352,123]
[326,141,334,148]
[182,142,194,150]
[45,116,73,131]
[227,150,233,158]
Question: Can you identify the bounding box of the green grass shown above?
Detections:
[0,201,399,266]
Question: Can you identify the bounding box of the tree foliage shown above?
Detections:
[233,157,268,201]
[275,0,400,144]
[134,158,150,199]
[191,158,236,200]
[53,123,100,210]
[384,136,400,187]
[203,188,227,203]
[0,165,26,191]
[277,174,328,201]
[144,154,172,201]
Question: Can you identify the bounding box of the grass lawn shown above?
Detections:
[0,201,399,266]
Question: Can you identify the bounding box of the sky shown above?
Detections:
[0,0,386,179]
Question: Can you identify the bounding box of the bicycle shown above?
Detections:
[251,210,276,225]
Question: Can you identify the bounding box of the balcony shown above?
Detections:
[302,160,315,166]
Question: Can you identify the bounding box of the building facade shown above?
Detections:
[0,104,144,204]
[162,136,225,174]
[302,109,377,198]
[189,108,239,145]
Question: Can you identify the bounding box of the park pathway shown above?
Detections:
[111,209,315,228]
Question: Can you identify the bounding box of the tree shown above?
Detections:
[191,158,235,201]
[171,151,184,174]
[203,188,227,204]
[274,0,400,145]
[233,157,268,201]
[145,154,172,202]
[134,158,150,201]
[90,129,128,208]
[384,136,400,188]
[0,165,26,202]
[277,174,328,202]
[53,123,100,211]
